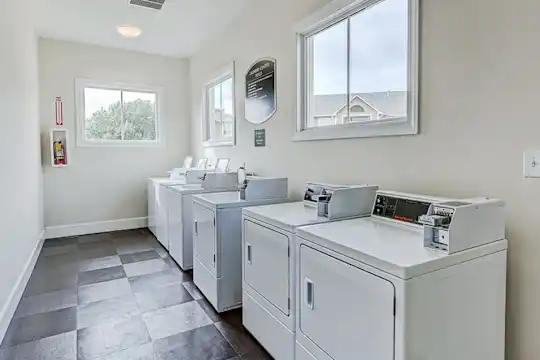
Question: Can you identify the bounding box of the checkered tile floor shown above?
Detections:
[0,229,272,360]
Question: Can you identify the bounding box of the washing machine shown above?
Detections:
[241,182,379,360]
[149,169,211,249]
[165,172,239,270]
[294,191,507,360]
[191,177,289,313]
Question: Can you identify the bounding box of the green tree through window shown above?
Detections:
[85,93,157,141]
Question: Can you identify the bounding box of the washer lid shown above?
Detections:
[243,202,340,232]
[167,184,237,195]
[296,217,508,279]
[193,191,289,209]
[150,177,186,185]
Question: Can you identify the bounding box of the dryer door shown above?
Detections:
[244,219,290,315]
[299,245,395,360]
[193,202,217,276]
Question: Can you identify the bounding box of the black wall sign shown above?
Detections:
[245,58,276,125]
[254,129,266,147]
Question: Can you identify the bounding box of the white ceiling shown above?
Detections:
[34,0,253,58]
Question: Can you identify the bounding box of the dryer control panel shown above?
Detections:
[372,194,432,225]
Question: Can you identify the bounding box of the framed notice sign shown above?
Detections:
[245,58,276,124]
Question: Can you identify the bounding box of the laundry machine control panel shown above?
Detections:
[372,194,432,225]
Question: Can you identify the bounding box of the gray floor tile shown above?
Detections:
[119,251,160,265]
[182,281,204,300]
[197,298,222,323]
[239,349,273,360]
[78,278,133,305]
[134,283,193,313]
[162,257,179,269]
[0,331,76,360]
[78,247,118,261]
[15,288,77,318]
[77,316,150,360]
[129,268,188,293]
[23,268,78,297]
[43,237,77,248]
[35,254,79,273]
[154,325,236,360]
[109,229,147,241]
[94,343,158,360]
[78,266,126,286]
[123,259,169,278]
[1,307,77,348]
[41,244,78,257]
[78,256,122,272]
[142,301,213,340]
[77,296,140,330]
[154,247,168,258]
[78,240,115,251]
[77,233,113,244]
[215,321,262,356]
[116,241,155,256]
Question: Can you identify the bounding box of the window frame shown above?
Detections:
[75,78,164,148]
[202,63,236,147]
[294,0,419,141]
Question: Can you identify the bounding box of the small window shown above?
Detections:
[203,64,236,146]
[75,79,163,147]
[295,0,419,141]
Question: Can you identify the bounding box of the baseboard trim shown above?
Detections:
[44,217,148,239]
[0,230,45,345]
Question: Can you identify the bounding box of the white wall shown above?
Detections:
[190,0,540,358]
[39,39,190,229]
[0,0,43,339]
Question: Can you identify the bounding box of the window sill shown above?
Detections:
[292,118,417,142]
[76,139,164,148]
[202,139,235,147]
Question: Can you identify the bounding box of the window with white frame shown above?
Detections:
[295,0,419,141]
[203,64,235,146]
[75,79,163,146]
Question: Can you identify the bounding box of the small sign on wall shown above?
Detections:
[254,129,266,147]
[55,97,64,126]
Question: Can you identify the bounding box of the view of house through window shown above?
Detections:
[205,75,234,144]
[306,0,408,129]
[83,86,158,142]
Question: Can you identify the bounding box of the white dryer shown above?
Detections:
[165,172,239,270]
[241,183,379,360]
[294,191,508,360]
[192,177,289,313]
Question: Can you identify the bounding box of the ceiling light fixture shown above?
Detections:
[116,25,142,38]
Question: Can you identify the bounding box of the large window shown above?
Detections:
[75,79,163,147]
[295,0,419,141]
[203,64,235,146]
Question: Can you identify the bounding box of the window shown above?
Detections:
[203,64,235,146]
[295,0,419,141]
[75,79,163,147]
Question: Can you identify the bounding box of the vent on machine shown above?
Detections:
[129,0,165,10]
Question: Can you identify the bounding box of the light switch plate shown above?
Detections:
[523,151,540,178]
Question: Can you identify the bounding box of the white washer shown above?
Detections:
[295,191,508,360]
[192,177,288,313]
[241,183,379,360]
[147,177,187,240]
[165,173,239,270]
[149,169,213,249]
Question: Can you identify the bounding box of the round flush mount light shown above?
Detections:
[117,25,142,38]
